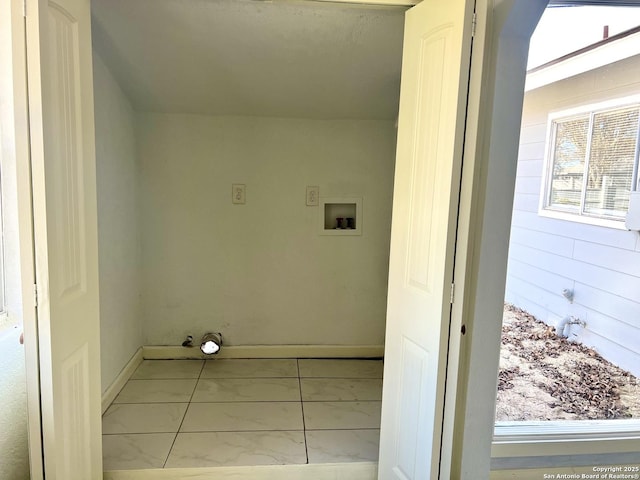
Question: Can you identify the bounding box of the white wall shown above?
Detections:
[506,53,640,376]
[93,54,143,392]
[136,113,396,346]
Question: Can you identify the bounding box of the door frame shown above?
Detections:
[10,0,550,478]
[442,1,549,476]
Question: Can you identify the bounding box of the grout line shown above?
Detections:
[107,401,190,405]
[164,400,303,405]
[163,429,312,434]
[187,400,303,404]
[296,376,383,379]
[178,428,310,436]
[161,431,178,469]
[102,430,182,435]
[302,427,381,432]
[299,400,383,403]
[124,377,202,381]
[161,362,204,468]
[297,358,309,464]
[189,377,301,381]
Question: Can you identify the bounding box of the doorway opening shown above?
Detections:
[91,0,405,473]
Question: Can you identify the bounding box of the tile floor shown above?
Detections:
[102,358,383,470]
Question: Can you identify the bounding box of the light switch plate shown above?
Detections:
[232,184,246,204]
[306,186,319,206]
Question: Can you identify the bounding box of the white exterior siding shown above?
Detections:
[505,53,640,377]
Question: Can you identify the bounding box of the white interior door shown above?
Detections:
[378,0,475,478]
[25,0,102,477]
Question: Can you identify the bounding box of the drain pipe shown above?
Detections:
[556,316,572,337]
[556,316,586,339]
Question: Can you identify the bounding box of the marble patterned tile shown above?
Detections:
[131,360,203,379]
[114,379,197,403]
[165,431,307,468]
[180,401,304,432]
[303,401,382,430]
[102,403,188,434]
[298,359,383,378]
[306,429,380,463]
[201,359,298,378]
[102,433,175,470]
[300,378,383,401]
[192,378,301,402]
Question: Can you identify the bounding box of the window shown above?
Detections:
[542,98,640,222]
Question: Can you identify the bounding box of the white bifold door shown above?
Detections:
[25,0,102,478]
[378,0,475,479]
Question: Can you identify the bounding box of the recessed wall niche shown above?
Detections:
[319,197,362,236]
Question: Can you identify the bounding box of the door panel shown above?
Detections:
[47,3,87,301]
[26,0,102,477]
[378,0,474,478]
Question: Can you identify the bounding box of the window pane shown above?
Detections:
[549,117,589,209]
[584,107,639,218]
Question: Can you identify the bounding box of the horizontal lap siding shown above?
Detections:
[505,55,640,376]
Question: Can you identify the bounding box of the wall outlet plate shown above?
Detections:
[232,184,246,204]
[306,186,319,206]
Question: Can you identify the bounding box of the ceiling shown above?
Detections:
[91,0,407,120]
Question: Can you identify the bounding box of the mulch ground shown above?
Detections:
[495,304,640,421]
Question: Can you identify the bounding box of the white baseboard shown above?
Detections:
[104,462,377,480]
[142,344,385,360]
[101,347,144,414]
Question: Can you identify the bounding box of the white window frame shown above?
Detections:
[477,0,640,474]
[539,93,640,230]
[493,420,640,470]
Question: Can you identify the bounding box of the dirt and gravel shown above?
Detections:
[495,304,640,421]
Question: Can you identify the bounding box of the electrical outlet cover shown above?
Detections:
[232,184,246,204]
[306,186,319,206]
